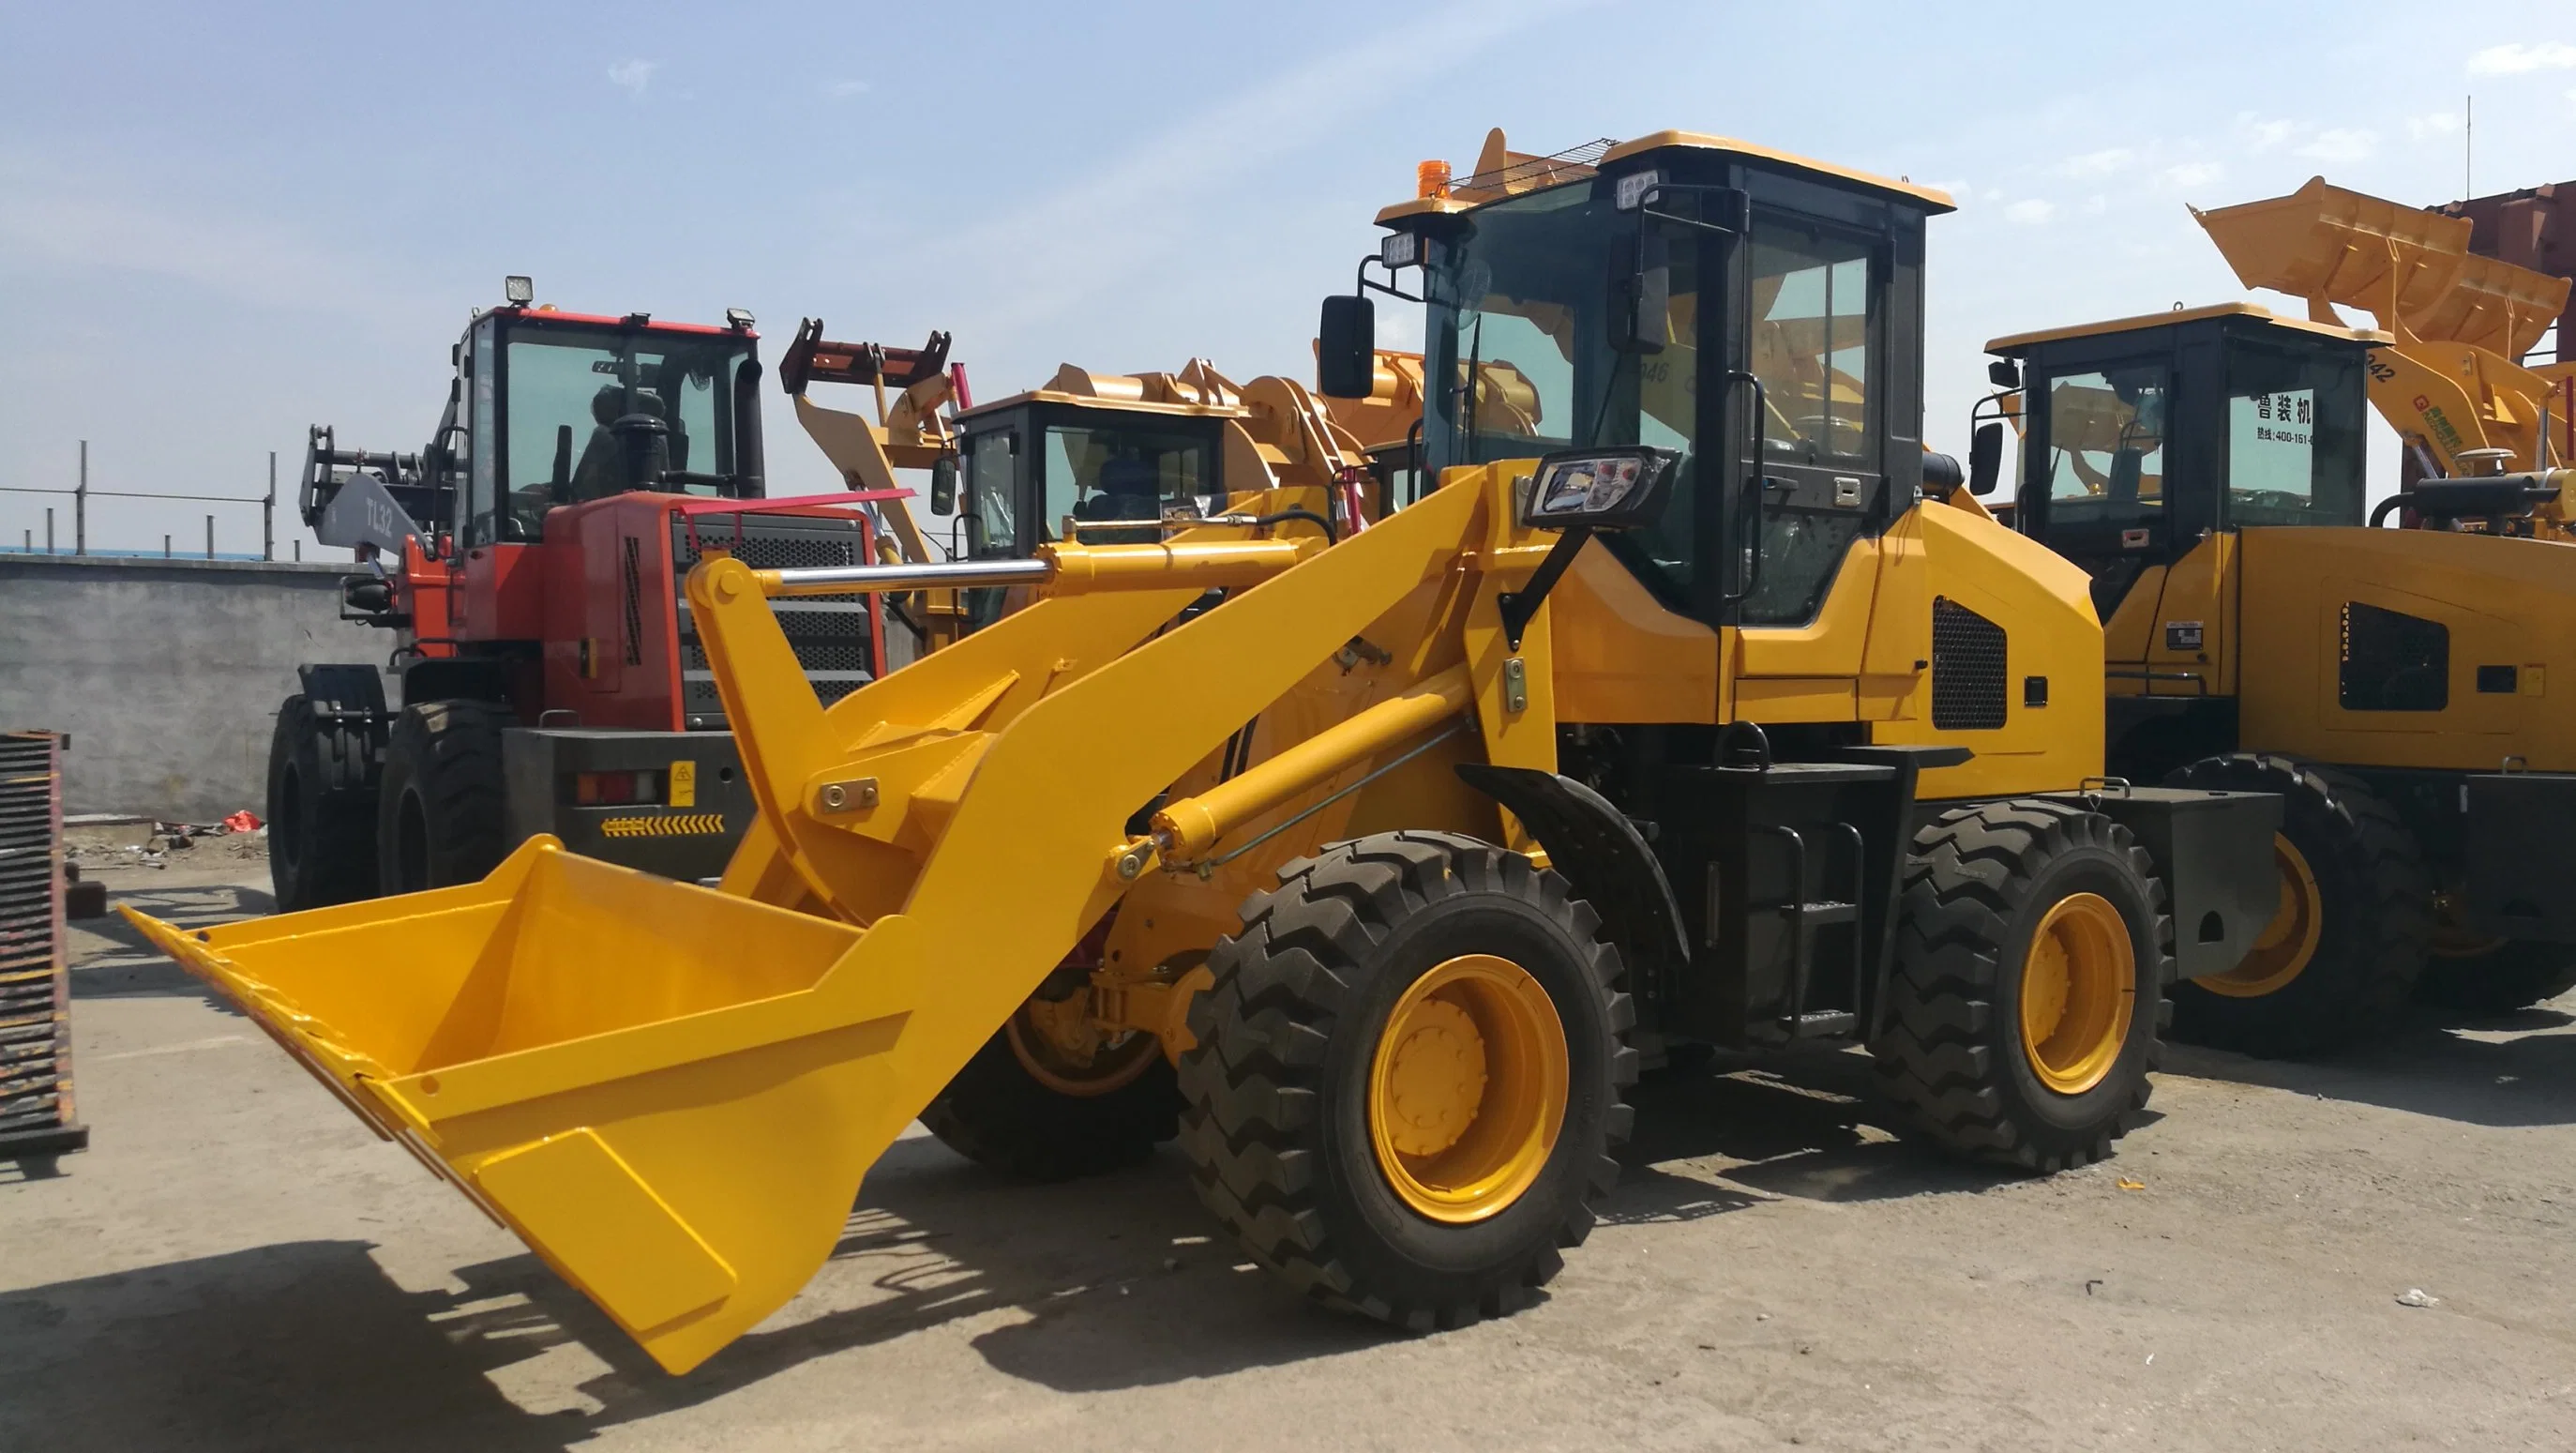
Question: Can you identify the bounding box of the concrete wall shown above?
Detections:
[0,555,384,821]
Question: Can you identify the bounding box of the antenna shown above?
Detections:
[2464,94,2474,197]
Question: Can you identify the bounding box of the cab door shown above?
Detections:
[1718,210,1893,721]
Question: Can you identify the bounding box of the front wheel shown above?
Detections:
[266,694,379,912]
[2163,754,2429,1056]
[1874,799,2171,1173]
[377,700,514,894]
[2416,940,2576,1016]
[1178,831,1635,1332]
[921,993,1182,1181]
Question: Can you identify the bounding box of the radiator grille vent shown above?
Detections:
[671,513,879,726]
[1931,597,2009,731]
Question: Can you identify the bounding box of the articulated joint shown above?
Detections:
[1152,664,1474,862]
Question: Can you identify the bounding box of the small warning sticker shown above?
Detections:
[669,760,698,808]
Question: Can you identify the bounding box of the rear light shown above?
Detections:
[573,770,664,806]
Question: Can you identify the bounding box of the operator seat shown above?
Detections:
[569,386,670,502]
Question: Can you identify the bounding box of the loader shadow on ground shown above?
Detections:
[1611,1044,2025,1216]
[264,1132,1407,1439]
[2166,1004,2576,1128]
[65,880,273,1007]
[0,1041,2035,1449]
[0,1240,587,1453]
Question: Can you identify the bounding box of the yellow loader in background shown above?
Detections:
[1969,175,2576,1053]
[128,129,2282,1375]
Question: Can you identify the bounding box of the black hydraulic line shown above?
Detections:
[1246,507,1335,544]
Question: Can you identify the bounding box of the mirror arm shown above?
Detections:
[1496,524,1592,651]
[1353,255,1424,305]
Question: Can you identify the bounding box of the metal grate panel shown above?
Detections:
[0,731,83,1158]
[1930,597,2008,731]
[671,513,881,726]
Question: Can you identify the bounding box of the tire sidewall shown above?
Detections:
[1992,840,2162,1133]
[1318,891,1613,1283]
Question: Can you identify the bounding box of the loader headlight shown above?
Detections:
[1522,446,1680,531]
[1614,168,1663,213]
[504,274,535,305]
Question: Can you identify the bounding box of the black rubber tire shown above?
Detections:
[1177,830,1635,1332]
[2415,942,2576,1016]
[920,1021,1183,1181]
[2164,754,2430,1056]
[266,694,380,912]
[1875,799,2173,1173]
[377,700,514,894]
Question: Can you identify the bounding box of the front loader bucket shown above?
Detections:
[2192,175,2570,358]
[121,838,899,1374]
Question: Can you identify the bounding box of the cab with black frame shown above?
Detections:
[1303,129,2284,1171]
[1988,296,2576,1048]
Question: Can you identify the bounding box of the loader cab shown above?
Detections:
[450,309,766,550]
[1989,305,2375,624]
[951,392,1235,625]
[1351,133,1950,630]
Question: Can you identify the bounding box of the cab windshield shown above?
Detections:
[1422,183,1697,471]
[474,320,760,544]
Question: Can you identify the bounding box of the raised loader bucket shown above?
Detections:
[121,837,892,1374]
[2192,175,2570,358]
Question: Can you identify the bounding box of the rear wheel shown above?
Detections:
[266,694,378,912]
[1179,831,1634,1331]
[1875,799,2170,1173]
[921,993,1182,1181]
[2164,754,2429,1055]
[377,700,514,894]
[2416,940,2576,1016]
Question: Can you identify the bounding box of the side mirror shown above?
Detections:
[1968,422,2005,497]
[1318,295,1376,399]
[1521,447,1680,531]
[929,453,958,515]
[1988,358,2021,389]
[1609,231,1670,356]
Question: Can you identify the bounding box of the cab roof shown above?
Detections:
[956,388,1250,426]
[1986,302,2391,356]
[1374,129,1954,226]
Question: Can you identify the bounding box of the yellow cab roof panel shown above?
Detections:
[956,389,1251,425]
[1375,129,1954,226]
[1986,301,2393,356]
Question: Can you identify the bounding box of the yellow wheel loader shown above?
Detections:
[1970,176,2576,1053]
[126,129,2281,1374]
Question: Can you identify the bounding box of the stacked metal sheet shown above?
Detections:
[0,731,85,1158]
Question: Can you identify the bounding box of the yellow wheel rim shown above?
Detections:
[1005,993,1158,1098]
[2018,892,2136,1096]
[1367,954,1569,1224]
[2201,834,2323,999]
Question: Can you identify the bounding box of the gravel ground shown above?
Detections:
[5,852,2573,1452]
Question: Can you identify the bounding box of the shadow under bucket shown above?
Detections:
[124,838,896,1373]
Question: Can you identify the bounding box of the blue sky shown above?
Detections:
[4,0,2572,556]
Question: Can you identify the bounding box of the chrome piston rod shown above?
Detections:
[761,557,1053,598]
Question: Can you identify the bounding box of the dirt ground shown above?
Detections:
[6,850,2574,1452]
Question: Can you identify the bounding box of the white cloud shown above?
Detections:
[2004,199,2056,225]
[2407,111,2462,141]
[2162,160,2223,189]
[2055,147,2134,179]
[2467,40,2576,74]
[0,152,430,328]
[607,58,658,97]
[2237,114,2297,151]
[826,78,869,98]
[2297,128,2378,162]
[925,0,1594,337]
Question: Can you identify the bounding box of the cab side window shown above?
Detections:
[2041,364,2168,530]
